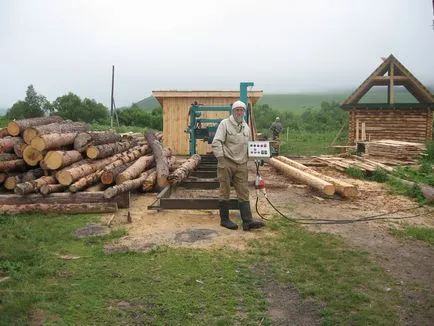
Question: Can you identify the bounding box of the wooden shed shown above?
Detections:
[341,54,434,144]
[152,90,263,155]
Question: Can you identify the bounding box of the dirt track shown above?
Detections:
[102,161,434,325]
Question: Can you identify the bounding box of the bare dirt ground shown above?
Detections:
[101,162,433,325]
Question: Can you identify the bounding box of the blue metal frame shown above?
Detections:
[187,82,254,155]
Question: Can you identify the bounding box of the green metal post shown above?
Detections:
[239,82,254,123]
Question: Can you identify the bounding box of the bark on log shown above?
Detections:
[22,168,46,182]
[104,168,156,199]
[23,146,45,166]
[389,176,434,201]
[115,155,154,185]
[0,159,27,172]
[74,131,122,152]
[15,176,57,195]
[145,131,169,189]
[31,132,78,151]
[100,161,133,185]
[0,191,123,205]
[69,170,104,193]
[0,203,118,214]
[4,175,23,190]
[0,137,21,153]
[167,154,201,185]
[0,172,6,184]
[269,158,335,196]
[142,170,157,192]
[84,183,107,192]
[86,140,137,160]
[44,150,84,170]
[7,116,64,136]
[0,153,18,162]
[13,138,27,158]
[0,127,10,138]
[276,156,357,198]
[40,183,67,195]
[56,147,147,186]
[23,121,87,144]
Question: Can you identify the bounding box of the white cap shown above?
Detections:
[231,100,247,111]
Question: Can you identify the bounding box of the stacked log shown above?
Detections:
[365,140,426,160]
[167,154,201,185]
[0,116,172,214]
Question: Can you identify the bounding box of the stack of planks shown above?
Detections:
[364,140,426,161]
[313,154,394,173]
[269,156,357,198]
[0,117,194,214]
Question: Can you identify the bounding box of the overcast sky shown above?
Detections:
[1,0,433,108]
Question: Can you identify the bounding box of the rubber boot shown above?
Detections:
[239,201,265,231]
[219,201,238,230]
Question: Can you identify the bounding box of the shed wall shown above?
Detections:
[162,97,256,155]
[348,108,433,144]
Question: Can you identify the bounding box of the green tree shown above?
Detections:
[6,85,51,119]
[52,93,109,123]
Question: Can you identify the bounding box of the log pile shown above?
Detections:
[0,117,171,214]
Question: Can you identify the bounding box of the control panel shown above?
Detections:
[248,141,271,159]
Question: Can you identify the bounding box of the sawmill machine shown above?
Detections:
[185,82,254,155]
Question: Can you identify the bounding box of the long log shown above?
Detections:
[31,132,78,151]
[100,161,133,185]
[269,158,335,196]
[74,131,122,152]
[23,121,87,144]
[115,155,154,184]
[104,168,156,199]
[276,156,357,198]
[7,116,64,136]
[0,191,120,205]
[44,150,84,170]
[0,153,18,162]
[0,159,27,172]
[389,176,434,201]
[0,203,118,214]
[22,146,45,166]
[40,183,67,195]
[15,176,57,195]
[86,140,137,160]
[69,170,104,193]
[167,154,201,185]
[145,131,169,189]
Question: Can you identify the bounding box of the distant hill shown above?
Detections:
[134,86,434,113]
[133,96,160,110]
[0,108,7,116]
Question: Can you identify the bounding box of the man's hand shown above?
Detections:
[217,156,226,168]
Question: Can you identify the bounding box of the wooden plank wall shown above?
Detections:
[348,108,433,144]
[162,97,253,155]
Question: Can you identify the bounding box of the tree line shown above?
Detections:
[3,85,162,131]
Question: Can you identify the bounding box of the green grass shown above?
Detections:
[390,225,434,245]
[0,212,404,325]
[278,130,345,156]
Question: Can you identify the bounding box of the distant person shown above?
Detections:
[269,117,283,140]
[211,100,265,231]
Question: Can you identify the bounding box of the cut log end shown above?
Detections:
[45,151,62,170]
[23,146,44,166]
[6,121,20,136]
[56,170,73,186]
[23,128,38,144]
[86,146,99,159]
[30,137,47,152]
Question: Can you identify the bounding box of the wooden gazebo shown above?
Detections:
[342,55,434,144]
[152,90,263,155]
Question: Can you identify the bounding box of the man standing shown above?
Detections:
[270,117,283,140]
[212,100,265,231]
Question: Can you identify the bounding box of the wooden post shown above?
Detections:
[361,122,366,141]
[355,119,359,142]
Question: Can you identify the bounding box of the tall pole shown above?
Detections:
[110,65,115,127]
